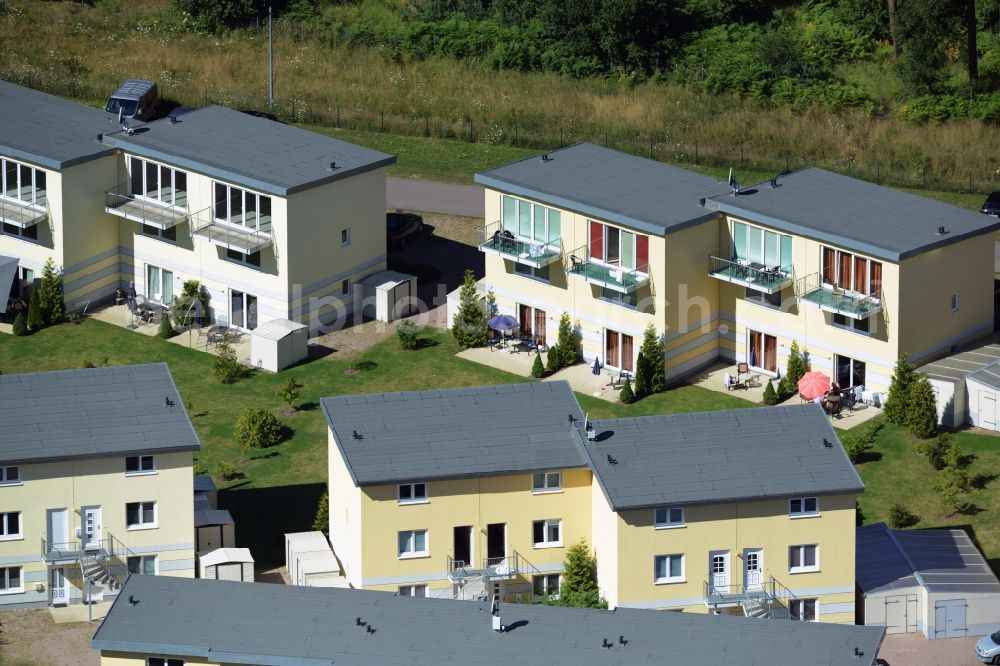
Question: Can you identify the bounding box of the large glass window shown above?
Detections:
[589,220,648,272]
[214,182,271,233]
[128,157,187,210]
[230,290,258,330]
[732,221,791,270]
[821,247,882,297]
[1,158,46,208]
[501,196,561,244]
[146,265,173,305]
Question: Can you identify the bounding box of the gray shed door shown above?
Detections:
[980,391,997,430]
[217,563,243,581]
[885,594,917,634]
[934,599,967,638]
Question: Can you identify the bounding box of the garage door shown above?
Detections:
[217,563,243,581]
[980,391,996,429]
[885,594,918,634]
[934,599,967,638]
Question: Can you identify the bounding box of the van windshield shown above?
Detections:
[106,97,138,117]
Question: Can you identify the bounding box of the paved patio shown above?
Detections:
[48,600,111,624]
[457,345,622,400]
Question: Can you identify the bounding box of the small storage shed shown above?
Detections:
[193,475,218,509]
[199,548,254,582]
[857,523,1000,639]
[359,270,417,323]
[285,531,341,587]
[919,342,1000,429]
[251,319,309,372]
[195,508,236,552]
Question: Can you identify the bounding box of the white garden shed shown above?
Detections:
[199,548,255,582]
[359,270,417,323]
[285,531,343,587]
[857,523,1000,639]
[251,319,309,372]
[919,341,1000,430]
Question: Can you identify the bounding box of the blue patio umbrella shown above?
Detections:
[487,314,518,333]
[126,282,137,312]
[592,357,601,375]
[749,347,758,369]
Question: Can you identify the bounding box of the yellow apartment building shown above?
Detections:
[0,81,396,334]
[323,381,863,622]
[0,363,199,608]
[466,144,999,392]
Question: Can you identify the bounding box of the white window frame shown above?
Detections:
[512,262,551,283]
[0,465,20,486]
[731,220,792,272]
[224,247,262,268]
[213,181,272,234]
[1,220,39,243]
[821,246,882,300]
[398,584,426,597]
[790,598,819,622]
[341,227,351,247]
[744,286,783,309]
[654,506,685,529]
[654,554,685,584]
[145,265,174,305]
[128,156,187,211]
[589,220,645,273]
[398,529,429,559]
[832,312,871,336]
[127,554,158,575]
[951,292,959,313]
[126,455,156,476]
[789,544,819,573]
[533,573,561,597]
[1,157,47,210]
[789,497,819,518]
[501,195,562,245]
[126,501,157,530]
[141,223,177,243]
[398,483,428,505]
[532,519,562,548]
[0,511,21,540]
[531,471,562,493]
[0,566,23,594]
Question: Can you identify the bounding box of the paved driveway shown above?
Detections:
[877,633,981,665]
[387,177,483,218]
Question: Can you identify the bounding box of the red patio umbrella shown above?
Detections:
[797,371,831,401]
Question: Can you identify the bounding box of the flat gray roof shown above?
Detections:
[0,363,199,464]
[704,167,1000,262]
[857,523,1000,595]
[92,575,885,666]
[0,80,117,169]
[106,106,396,196]
[584,403,864,510]
[475,142,728,237]
[321,381,588,485]
[919,340,1000,383]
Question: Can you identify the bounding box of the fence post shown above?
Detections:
[425,116,430,138]
[336,104,340,128]
[514,122,518,147]
[380,109,384,132]
[605,132,609,148]
[740,148,745,170]
[469,118,474,143]
[649,136,654,159]
[695,142,698,165]
[560,128,564,147]
[876,161,880,184]
[292,98,296,120]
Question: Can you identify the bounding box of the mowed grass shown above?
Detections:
[853,422,1000,569]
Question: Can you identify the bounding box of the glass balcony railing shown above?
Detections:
[478,220,562,269]
[566,244,649,293]
[707,255,792,294]
[796,272,882,320]
[0,196,47,228]
[104,183,188,230]
[189,205,273,255]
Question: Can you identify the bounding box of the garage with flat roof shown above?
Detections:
[918,340,1000,429]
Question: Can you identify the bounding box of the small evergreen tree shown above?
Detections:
[174,280,210,327]
[312,491,330,536]
[762,379,778,405]
[397,320,419,350]
[906,374,938,439]
[27,288,42,331]
[554,312,577,368]
[619,377,635,404]
[887,503,917,529]
[633,350,649,398]
[546,344,561,371]
[12,312,27,336]
[779,341,807,395]
[554,540,607,609]
[639,324,665,393]
[531,353,545,378]
[38,257,64,326]
[157,313,174,338]
[213,336,243,384]
[883,353,917,426]
[451,269,487,348]
[277,377,302,412]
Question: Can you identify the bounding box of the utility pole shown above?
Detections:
[268,5,274,110]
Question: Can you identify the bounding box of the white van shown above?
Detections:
[105,80,159,122]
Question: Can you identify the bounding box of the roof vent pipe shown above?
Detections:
[937,226,948,235]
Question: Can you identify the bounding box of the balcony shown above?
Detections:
[796,272,882,320]
[708,255,792,295]
[190,207,273,255]
[104,183,190,230]
[478,221,562,269]
[0,196,47,229]
[566,245,650,294]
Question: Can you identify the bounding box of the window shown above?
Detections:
[588,220,649,272]
[341,228,350,246]
[533,574,561,597]
[513,262,550,282]
[398,584,426,597]
[835,354,866,389]
[0,466,19,485]
[147,659,184,666]
[832,313,870,334]
[790,598,818,622]
[789,497,819,517]
[599,287,638,309]
[744,286,782,309]
[1,158,47,208]
[0,512,21,539]
[128,157,187,210]
[532,519,562,548]
[731,221,792,271]
[341,278,350,296]
[605,329,635,372]
[141,224,177,243]
[126,455,155,475]
[501,196,562,244]
[127,555,157,575]
[398,530,428,558]
[654,554,684,583]
[398,483,427,504]
[0,566,22,593]
[747,330,777,373]
[225,248,262,267]
[532,472,561,493]
[821,247,882,298]
[789,545,819,573]
[2,221,38,242]
[146,265,174,305]
[231,290,258,330]
[951,292,959,313]
[126,501,157,529]
[654,507,684,528]
[213,182,271,233]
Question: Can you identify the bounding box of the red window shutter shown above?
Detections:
[636,235,649,272]
[589,220,604,261]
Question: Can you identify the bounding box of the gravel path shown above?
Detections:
[0,609,99,666]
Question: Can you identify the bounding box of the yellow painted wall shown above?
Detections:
[101,654,224,666]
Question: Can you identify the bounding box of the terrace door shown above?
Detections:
[82,506,101,550]
[487,523,505,562]
[46,508,68,552]
[747,331,777,373]
[709,550,729,595]
[453,526,472,569]
[743,548,763,591]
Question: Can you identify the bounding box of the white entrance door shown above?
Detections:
[50,567,68,606]
[743,548,763,591]
[979,391,996,429]
[709,551,729,594]
[82,506,102,550]
[46,508,68,551]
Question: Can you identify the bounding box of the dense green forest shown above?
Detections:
[173,0,1000,119]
